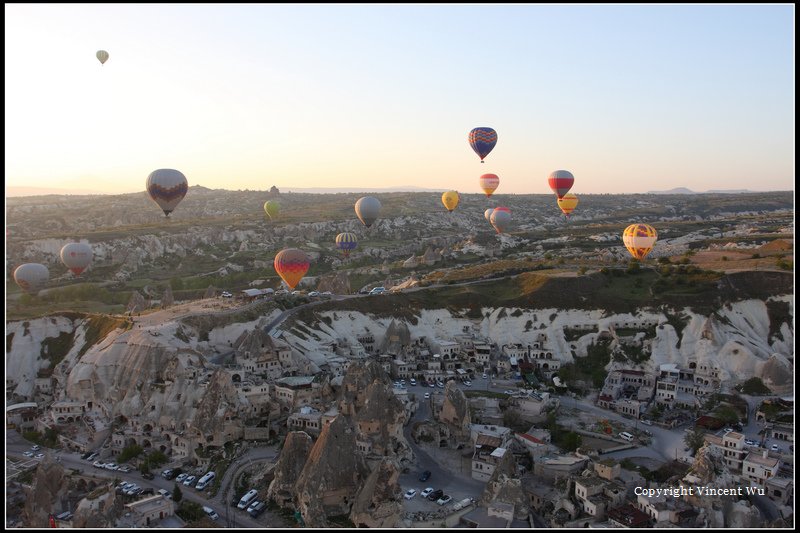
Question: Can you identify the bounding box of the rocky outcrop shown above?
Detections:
[438,380,471,442]
[349,459,402,528]
[378,319,411,355]
[72,484,120,528]
[162,287,174,308]
[23,457,70,527]
[127,291,147,313]
[267,431,314,507]
[353,379,413,465]
[188,368,245,444]
[294,415,370,527]
[339,361,392,415]
[479,452,530,519]
[317,272,351,295]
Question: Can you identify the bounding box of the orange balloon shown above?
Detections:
[274,248,310,290]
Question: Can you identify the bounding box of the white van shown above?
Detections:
[202,506,219,521]
[409,378,417,386]
[238,489,259,510]
[195,471,216,490]
[619,431,634,442]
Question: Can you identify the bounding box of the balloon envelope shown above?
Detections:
[60,243,93,275]
[146,169,188,216]
[623,223,658,260]
[468,127,497,162]
[548,170,575,199]
[355,196,381,227]
[479,174,500,197]
[490,209,512,234]
[13,263,49,294]
[274,248,310,290]
[264,200,280,220]
[557,193,579,217]
[441,190,460,212]
[484,208,494,222]
[96,50,109,65]
[335,232,358,257]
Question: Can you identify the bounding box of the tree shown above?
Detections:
[684,427,706,454]
[172,483,183,503]
[713,405,739,425]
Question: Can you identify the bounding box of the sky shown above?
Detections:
[4,4,795,195]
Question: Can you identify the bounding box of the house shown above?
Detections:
[703,431,747,473]
[123,495,175,527]
[607,504,651,528]
[742,450,780,486]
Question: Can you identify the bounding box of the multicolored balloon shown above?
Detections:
[484,208,494,222]
[623,223,658,260]
[468,127,497,163]
[146,169,188,217]
[335,232,358,258]
[274,248,310,290]
[355,196,381,228]
[96,50,109,65]
[548,170,575,199]
[264,200,280,220]
[441,190,460,212]
[13,263,49,295]
[557,193,579,218]
[479,174,500,197]
[60,243,93,276]
[490,208,512,234]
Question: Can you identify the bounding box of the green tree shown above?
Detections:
[118,444,143,464]
[738,377,771,396]
[560,432,582,452]
[713,405,739,425]
[684,428,706,454]
[172,483,183,503]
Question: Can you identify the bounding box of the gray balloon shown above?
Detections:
[13,263,49,294]
[355,196,382,228]
[490,209,512,234]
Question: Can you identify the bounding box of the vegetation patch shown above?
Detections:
[736,377,772,396]
[78,314,132,357]
[765,299,792,343]
[40,330,77,369]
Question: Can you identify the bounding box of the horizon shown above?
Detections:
[5,4,795,196]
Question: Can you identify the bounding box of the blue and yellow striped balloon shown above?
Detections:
[335,232,358,257]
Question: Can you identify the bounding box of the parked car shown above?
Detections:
[771,444,780,452]
[641,419,653,426]
[249,501,267,518]
[369,287,386,295]
[744,439,758,446]
[436,495,452,506]
[182,475,196,486]
[404,489,417,500]
[23,451,34,458]
[86,452,99,462]
[104,462,118,471]
[92,460,106,468]
[418,470,431,482]
[321,291,333,298]
[31,445,41,451]
[482,373,488,379]
[141,488,155,496]
[161,469,174,479]
[142,471,155,480]
[424,392,431,399]
[427,489,444,501]
[158,489,171,498]
[247,500,262,513]
[420,488,434,499]
[203,506,220,521]
[118,465,132,473]
[429,382,436,388]
[308,291,320,298]
[35,453,45,459]
[175,473,188,483]
[463,380,472,386]
[723,427,733,434]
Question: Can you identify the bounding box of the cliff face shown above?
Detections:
[294,415,370,527]
[23,458,70,528]
[267,431,314,507]
[438,381,471,441]
[349,459,402,528]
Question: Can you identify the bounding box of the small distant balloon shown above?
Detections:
[264,200,280,220]
[13,263,49,295]
[623,223,658,260]
[96,50,109,65]
[355,196,381,228]
[468,127,497,163]
[557,193,579,218]
[146,169,188,217]
[548,170,575,199]
[335,232,358,258]
[274,248,310,290]
[490,208,512,234]
[479,174,500,198]
[441,191,460,212]
[60,243,93,276]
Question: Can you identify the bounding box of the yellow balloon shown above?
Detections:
[623,223,658,260]
[557,193,579,217]
[441,190,460,212]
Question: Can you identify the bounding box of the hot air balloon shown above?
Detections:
[274,248,310,290]
[484,208,494,222]
[13,263,49,295]
[490,208,512,234]
[468,127,497,163]
[96,50,109,65]
[441,190,460,212]
[60,243,93,276]
[548,170,574,199]
[146,169,188,217]
[264,200,280,220]
[623,223,658,261]
[479,174,500,197]
[355,196,381,228]
[335,232,358,258]
[557,193,579,218]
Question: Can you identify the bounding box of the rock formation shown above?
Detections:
[438,380,471,443]
[72,484,120,528]
[267,431,314,508]
[350,459,402,528]
[162,286,174,308]
[478,451,530,519]
[23,457,70,528]
[126,291,146,313]
[378,319,411,355]
[316,272,351,295]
